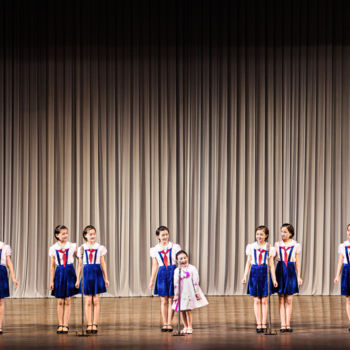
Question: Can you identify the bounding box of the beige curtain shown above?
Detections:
[0,0,349,297]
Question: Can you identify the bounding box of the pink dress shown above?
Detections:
[172,264,208,311]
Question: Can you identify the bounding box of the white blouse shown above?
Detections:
[150,242,181,267]
[78,243,107,265]
[0,242,12,266]
[49,242,77,266]
[338,241,350,264]
[245,242,276,265]
[274,240,301,263]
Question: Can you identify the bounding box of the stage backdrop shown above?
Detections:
[0,0,349,297]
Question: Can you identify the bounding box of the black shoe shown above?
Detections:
[167,325,173,332]
[261,325,267,333]
[57,325,63,334]
[62,326,69,334]
[86,325,93,334]
[92,324,98,334]
[161,325,168,332]
[280,328,286,333]
[0,329,3,335]
[286,327,293,333]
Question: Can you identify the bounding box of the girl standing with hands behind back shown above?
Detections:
[75,225,109,334]
[148,226,181,332]
[242,225,278,333]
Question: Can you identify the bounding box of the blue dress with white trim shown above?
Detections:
[50,243,81,298]
[80,244,107,296]
[0,244,10,299]
[247,243,274,298]
[340,244,350,296]
[274,246,299,295]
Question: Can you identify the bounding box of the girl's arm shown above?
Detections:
[334,254,344,284]
[269,256,278,287]
[295,253,303,285]
[49,256,55,290]
[100,255,110,287]
[6,256,19,287]
[242,256,252,284]
[192,267,201,300]
[148,258,158,290]
[75,258,82,288]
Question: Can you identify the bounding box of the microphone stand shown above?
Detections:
[173,263,185,336]
[265,243,277,335]
[76,245,89,336]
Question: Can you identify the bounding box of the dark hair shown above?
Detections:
[347,224,350,230]
[156,226,169,236]
[54,225,68,240]
[83,225,96,241]
[176,250,188,260]
[281,223,295,238]
[255,225,269,241]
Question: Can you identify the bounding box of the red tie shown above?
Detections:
[257,249,266,266]
[87,249,96,264]
[58,249,68,267]
[281,246,292,267]
[161,249,171,269]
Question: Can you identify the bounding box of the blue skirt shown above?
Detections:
[0,265,10,299]
[247,264,274,297]
[341,264,350,296]
[51,264,81,299]
[83,264,106,295]
[154,265,176,297]
[275,261,299,295]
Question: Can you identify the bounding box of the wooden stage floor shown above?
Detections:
[1,296,350,349]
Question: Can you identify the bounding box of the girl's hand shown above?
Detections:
[75,281,80,289]
[298,277,303,286]
[50,282,54,290]
[241,277,247,284]
[334,277,339,284]
[173,296,178,302]
[273,280,278,288]
[105,279,110,287]
[148,281,154,290]
[195,293,201,300]
[12,279,19,287]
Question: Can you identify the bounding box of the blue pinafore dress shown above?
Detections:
[83,248,106,295]
[154,248,177,297]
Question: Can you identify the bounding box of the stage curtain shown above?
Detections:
[0,0,349,296]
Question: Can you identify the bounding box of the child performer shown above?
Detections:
[148,226,181,332]
[334,224,350,331]
[0,240,19,334]
[49,225,80,334]
[172,250,208,334]
[274,223,302,333]
[242,225,278,333]
[75,225,109,334]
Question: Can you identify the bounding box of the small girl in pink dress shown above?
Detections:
[172,250,208,334]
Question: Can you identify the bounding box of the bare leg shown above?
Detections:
[57,298,64,331]
[63,297,71,328]
[186,311,193,330]
[85,295,93,331]
[346,296,350,322]
[0,299,4,330]
[92,295,100,331]
[285,295,293,328]
[279,294,286,328]
[167,297,174,328]
[253,297,262,328]
[181,311,188,329]
[160,297,168,327]
[261,297,268,327]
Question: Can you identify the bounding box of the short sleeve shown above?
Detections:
[71,243,77,253]
[5,245,12,256]
[269,246,276,257]
[295,243,302,254]
[245,243,252,256]
[172,243,181,255]
[100,245,107,256]
[49,246,56,257]
[77,245,84,258]
[150,247,157,258]
[338,244,343,255]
